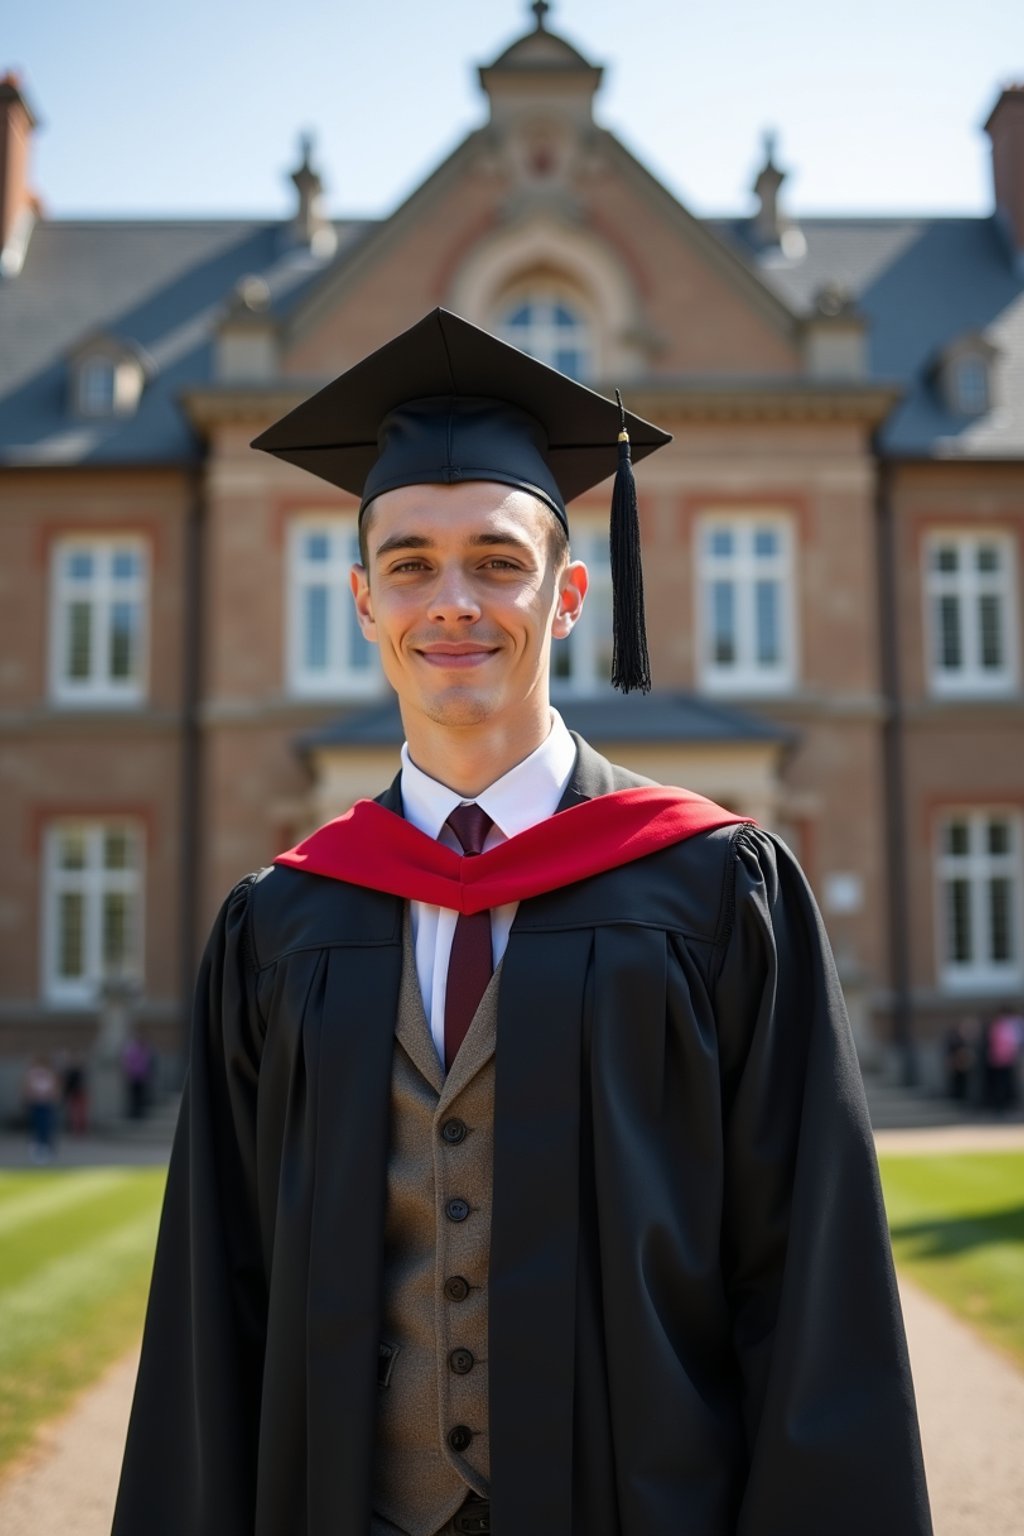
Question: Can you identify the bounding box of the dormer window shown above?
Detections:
[79,356,117,416]
[936,334,997,419]
[952,354,990,416]
[69,334,148,419]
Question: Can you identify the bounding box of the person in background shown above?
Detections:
[23,1054,59,1164]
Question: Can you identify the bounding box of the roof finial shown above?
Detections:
[531,0,551,30]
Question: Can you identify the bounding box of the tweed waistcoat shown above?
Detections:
[370,915,499,1536]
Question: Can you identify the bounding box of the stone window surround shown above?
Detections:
[694,510,798,695]
[923,528,1019,697]
[49,534,148,707]
[935,806,1023,993]
[41,818,144,1007]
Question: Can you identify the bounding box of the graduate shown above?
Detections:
[113,309,932,1536]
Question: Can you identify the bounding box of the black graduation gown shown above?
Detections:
[113,737,932,1536]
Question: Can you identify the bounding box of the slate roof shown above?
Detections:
[0,217,371,465]
[297,691,791,753]
[714,214,1024,456]
[1,195,1022,465]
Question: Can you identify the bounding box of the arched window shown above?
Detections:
[496,290,593,380]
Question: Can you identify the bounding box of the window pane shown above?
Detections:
[81,360,115,413]
[976,544,1001,574]
[554,304,577,328]
[303,586,329,671]
[111,548,140,581]
[58,892,86,979]
[57,829,87,870]
[978,593,1003,669]
[104,829,134,870]
[935,545,958,574]
[347,599,372,672]
[103,890,133,971]
[66,550,94,581]
[67,601,92,680]
[753,527,778,559]
[555,348,583,378]
[712,581,735,665]
[755,580,780,665]
[304,532,330,563]
[109,601,138,680]
[551,641,573,680]
[506,305,530,328]
[988,819,1010,857]
[946,820,969,857]
[938,595,961,668]
[948,878,972,963]
[989,878,1013,963]
[708,528,733,559]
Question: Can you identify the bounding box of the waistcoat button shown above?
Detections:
[449,1347,475,1375]
[444,1275,470,1302]
[446,1198,470,1222]
[441,1118,468,1144]
[448,1424,473,1453]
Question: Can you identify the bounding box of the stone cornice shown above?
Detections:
[182,376,904,434]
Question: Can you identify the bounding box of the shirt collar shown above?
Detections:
[400,710,577,842]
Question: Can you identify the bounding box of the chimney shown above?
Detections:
[985,84,1024,274]
[0,70,39,277]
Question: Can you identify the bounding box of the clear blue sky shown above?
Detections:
[6,0,1023,221]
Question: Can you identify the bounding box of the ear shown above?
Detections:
[350,563,377,643]
[551,559,588,639]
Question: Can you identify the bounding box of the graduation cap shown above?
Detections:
[252,308,671,692]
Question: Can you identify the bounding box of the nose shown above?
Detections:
[427,563,481,624]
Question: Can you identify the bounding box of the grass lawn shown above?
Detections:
[878,1151,1024,1370]
[0,1167,165,1475]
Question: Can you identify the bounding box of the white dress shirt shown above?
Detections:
[399,710,577,1064]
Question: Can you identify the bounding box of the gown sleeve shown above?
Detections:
[112,876,267,1536]
[712,826,933,1536]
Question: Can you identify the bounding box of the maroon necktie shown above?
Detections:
[443,803,494,1071]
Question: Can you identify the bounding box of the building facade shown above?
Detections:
[1,12,1023,1111]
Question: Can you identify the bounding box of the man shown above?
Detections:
[114,310,932,1535]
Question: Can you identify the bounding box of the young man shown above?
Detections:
[114,311,932,1536]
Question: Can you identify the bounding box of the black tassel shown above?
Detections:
[609,389,651,693]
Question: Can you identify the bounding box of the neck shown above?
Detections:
[402,697,552,798]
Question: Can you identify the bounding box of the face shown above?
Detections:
[350,481,588,736]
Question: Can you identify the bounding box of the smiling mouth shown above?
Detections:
[417,645,498,668]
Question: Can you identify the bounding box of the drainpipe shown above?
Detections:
[178,462,204,1076]
[875,453,916,1084]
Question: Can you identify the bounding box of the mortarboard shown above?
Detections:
[251,308,671,692]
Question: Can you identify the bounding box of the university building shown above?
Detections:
[1,8,1023,1110]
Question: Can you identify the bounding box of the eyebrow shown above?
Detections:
[374,529,537,559]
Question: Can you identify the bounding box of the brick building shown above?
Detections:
[1,10,1023,1112]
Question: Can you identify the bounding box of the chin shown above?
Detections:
[420,687,500,728]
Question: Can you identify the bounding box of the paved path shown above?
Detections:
[0,1275,1021,1535]
[0,1117,1021,1533]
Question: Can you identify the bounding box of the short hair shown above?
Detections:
[358,495,570,573]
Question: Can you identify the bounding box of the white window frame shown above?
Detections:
[49,536,148,706]
[695,513,797,694]
[41,820,145,1007]
[286,515,381,699]
[496,289,594,381]
[924,530,1018,697]
[935,808,1023,993]
[550,520,612,697]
